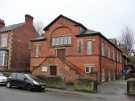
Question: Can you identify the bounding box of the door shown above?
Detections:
[57,49,65,58]
[50,66,57,76]
[16,73,27,88]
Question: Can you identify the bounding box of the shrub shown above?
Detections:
[74,79,97,93]
[37,75,65,89]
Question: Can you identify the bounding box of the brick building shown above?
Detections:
[30,15,123,83]
[0,14,37,72]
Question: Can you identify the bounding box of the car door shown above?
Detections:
[9,73,17,86]
[16,73,27,88]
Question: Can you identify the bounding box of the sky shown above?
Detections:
[0,0,135,40]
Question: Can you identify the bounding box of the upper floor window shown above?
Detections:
[77,39,83,54]
[101,42,105,56]
[120,54,122,63]
[87,41,93,55]
[34,45,40,57]
[0,34,8,47]
[52,36,71,46]
[108,46,111,58]
[113,48,115,60]
[117,52,119,62]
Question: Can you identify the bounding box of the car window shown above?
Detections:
[25,74,43,82]
[0,73,4,76]
[16,73,25,80]
[10,73,16,78]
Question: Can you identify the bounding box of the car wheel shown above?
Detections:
[26,84,33,91]
[6,82,12,88]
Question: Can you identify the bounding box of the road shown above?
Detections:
[0,80,134,101]
[0,87,91,101]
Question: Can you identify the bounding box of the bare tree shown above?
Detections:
[34,21,45,36]
[119,27,135,55]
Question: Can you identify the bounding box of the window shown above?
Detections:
[87,41,93,55]
[113,48,115,60]
[16,73,25,80]
[77,39,83,54]
[52,36,71,46]
[41,66,48,72]
[10,73,16,78]
[85,64,93,73]
[101,42,105,56]
[119,54,122,63]
[108,47,111,58]
[0,34,8,47]
[50,65,57,75]
[117,52,119,62]
[0,51,8,66]
[34,45,40,57]
[57,49,65,57]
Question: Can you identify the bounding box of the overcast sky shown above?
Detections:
[0,0,135,39]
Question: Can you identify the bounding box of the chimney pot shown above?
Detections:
[0,19,5,28]
[25,14,33,24]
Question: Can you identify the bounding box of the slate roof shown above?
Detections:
[31,36,46,42]
[85,29,99,34]
[0,23,24,33]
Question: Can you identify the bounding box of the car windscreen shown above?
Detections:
[25,74,43,82]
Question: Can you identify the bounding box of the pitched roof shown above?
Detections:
[44,14,87,31]
[76,32,122,52]
[0,23,24,33]
[85,29,99,34]
[31,36,46,42]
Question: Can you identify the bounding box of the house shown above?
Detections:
[30,15,123,83]
[0,14,37,72]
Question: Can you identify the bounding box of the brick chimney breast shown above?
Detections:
[25,14,33,24]
[0,18,5,28]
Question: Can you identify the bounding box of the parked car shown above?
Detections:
[127,70,135,79]
[6,73,46,91]
[0,72,7,85]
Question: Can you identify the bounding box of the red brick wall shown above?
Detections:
[30,16,123,82]
[10,22,37,72]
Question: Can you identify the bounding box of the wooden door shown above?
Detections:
[50,66,57,75]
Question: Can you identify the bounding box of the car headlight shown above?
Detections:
[33,80,39,85]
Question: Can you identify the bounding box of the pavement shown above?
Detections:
[0,80,134,101]
[47,80,135,101]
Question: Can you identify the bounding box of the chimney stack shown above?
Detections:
[25,14,33,25]
[0,19,5,28]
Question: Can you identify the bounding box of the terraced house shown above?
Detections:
[0,14,37,72]
[30,15,123,83]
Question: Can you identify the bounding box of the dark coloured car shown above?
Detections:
[127,70,135,79]
[6,73,46,91]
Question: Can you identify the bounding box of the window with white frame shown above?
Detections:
[101,42,105,56]
[41,66,48,72]
[0,34,8,47]
[34,45,40,57]
[52,36,71,46]
[85,64,93,73]
[0,51,8,66]
[87,40,93,55]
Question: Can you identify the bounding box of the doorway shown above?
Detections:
[50,65,57,76]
